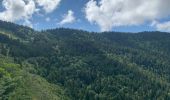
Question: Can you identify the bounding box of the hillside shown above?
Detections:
[0,20,170,99]
[0,55,69,100]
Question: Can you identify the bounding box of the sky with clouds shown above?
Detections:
[0,0,170,32]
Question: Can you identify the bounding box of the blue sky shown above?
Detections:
[0,0,170,32]
[28,0,100,32]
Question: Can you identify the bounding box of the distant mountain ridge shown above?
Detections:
[0,20,170,99]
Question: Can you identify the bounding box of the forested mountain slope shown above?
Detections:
[0,20,170,99]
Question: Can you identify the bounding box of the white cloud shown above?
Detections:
[85,0,170,31]
[0,0,61,27]
[59,10,76,25]
[0,0,36,22]
[35,0,61,13]
[155,21,170,32]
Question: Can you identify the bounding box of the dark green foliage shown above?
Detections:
[1,20,170,99]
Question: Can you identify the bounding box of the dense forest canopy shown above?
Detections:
[0,20,170,100]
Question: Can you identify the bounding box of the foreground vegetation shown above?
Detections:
[0,55,69,100]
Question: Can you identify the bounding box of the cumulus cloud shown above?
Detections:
[35,0,61,13]
[0,0,36,22]
[155,21,170,32]
[0,0,61,27]
[59,10,76,25]
[85,0,170,31]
